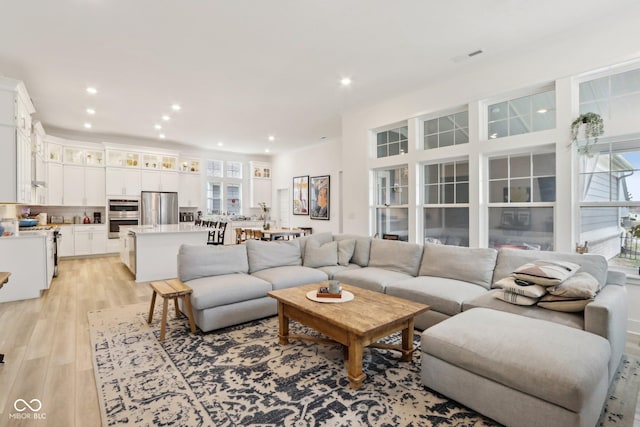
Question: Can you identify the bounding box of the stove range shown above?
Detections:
[19,226,60,232]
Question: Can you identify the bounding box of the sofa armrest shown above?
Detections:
[585,283,628,381]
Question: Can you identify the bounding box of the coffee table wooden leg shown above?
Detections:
[183,294,197,334]
[400,319,415,362]
[148,291,157,324]
[160,297,169,341]
[277,302,289,345]
[347,336,366,389]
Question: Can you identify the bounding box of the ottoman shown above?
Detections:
[421,308,611,427]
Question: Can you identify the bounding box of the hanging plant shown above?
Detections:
[570,112,604,154]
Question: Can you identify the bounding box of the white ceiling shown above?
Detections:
[0,0,636,154]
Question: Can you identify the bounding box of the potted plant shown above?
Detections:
[570,112,604,154]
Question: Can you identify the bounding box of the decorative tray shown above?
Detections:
[306,290,354,303]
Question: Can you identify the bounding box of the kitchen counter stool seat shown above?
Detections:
[148,279,197,341]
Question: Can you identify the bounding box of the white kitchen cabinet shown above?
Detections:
[0,235,47,302]
[74,225,107,255]
[63,165,106,206]
[31,123,47,205]
[106,167,141,196]
[47,162,63,205]
[57,225,75,257]
[141,170,179,192]
[249,162,272,208]
[179,173,201,207]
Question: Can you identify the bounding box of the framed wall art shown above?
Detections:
[292,175,309,215]
[310,175,330,220]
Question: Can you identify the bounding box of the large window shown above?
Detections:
[423,160,469,246]
[376,126,408,158]
[374,165,409,240]
[488,152,555,250]
[580,68,640,121]
[424,111,469,149]
[579,141,640,269]
[488,89,556,139]
[206,160,242,215]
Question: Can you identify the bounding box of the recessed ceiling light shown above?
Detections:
[340,77,352,87]
[537,109,548,114]
[154,124,162,130]
[159,134,166,139]
[265,148,270,153]
[268,135,275,141]
[162,115,170,121]
[171,104,181,111]
[217,142,223,147]
[86,87,97,95]
[83,122,92,129]
[86,108,96,115]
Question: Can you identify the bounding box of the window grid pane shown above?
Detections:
[424,111,469,150]
[488,152,556,204]
[375,166,409,206]
[376,126,409,158]
[488,90,555,139]
[423,160,469,205]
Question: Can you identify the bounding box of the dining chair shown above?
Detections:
[235,227,246,244]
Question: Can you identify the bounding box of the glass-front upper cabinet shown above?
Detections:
[180,159,201,173]
[46,142,62,162]
[107,150,140,168]
[85,150,104,166]
[161,156,177,171]
[63,147,84,165]
[142,154,161,169]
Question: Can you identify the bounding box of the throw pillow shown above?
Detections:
[494,276,547,298]
[303,240,338,268]
[512,260,580,286]
[337,239,356,266]
[537,294,593,313]
[546,272,600,299]
[495,289,539,306]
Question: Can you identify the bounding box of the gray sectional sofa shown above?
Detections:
[177,232,628,381]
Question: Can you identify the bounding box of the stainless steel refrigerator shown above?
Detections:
[140,191,179,226]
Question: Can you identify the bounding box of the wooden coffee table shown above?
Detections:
[268,283,429,389]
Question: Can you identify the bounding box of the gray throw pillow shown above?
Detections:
[337,239,356,266]
[303,240,338,268]
[333,234,371,267]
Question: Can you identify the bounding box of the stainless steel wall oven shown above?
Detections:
[108,199,139,239]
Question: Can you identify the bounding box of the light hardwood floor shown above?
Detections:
[1,256,639,426]
[0,256,149,427]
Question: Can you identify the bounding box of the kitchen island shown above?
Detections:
[121,224,210,283]
[0,233,50,302]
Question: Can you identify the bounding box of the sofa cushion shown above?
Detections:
[368,239,423,276]
[385,276,487,317]
[178,244,248,282]
[332,267,413,293]
[493,248,609,288]
[463,289,585,330]
[419,243,497,289]
[186,273,272,310]
[333,234,371,267]
[252,266,328,290]
[547,272,600,299]
[246,239,301,273]
[337,239,356,266]
[315,264,361,280]
[512,260,580,286]
[303,240,338,268]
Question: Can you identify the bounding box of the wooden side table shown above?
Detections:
[148,279,196,341]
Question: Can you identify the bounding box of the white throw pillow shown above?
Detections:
[512,260,580,286]
[495,289,539,306]
[537,294,593,312]
[494,276,547,298]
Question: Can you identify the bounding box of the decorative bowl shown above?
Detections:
[19,218,39,227]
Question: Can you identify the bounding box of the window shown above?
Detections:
[579,141,640,271]
[488,89,556,139]
[206,160,223,178]
[225,161,242,179]
[580,68,640,121]
[206,160,243,215]
[226,183,241,215]
[206,182,222,214]
[423,160,469,246]
[424,111,469,149]
[376,126,408,158]
[374,165,409,240]
[488,152,555,250]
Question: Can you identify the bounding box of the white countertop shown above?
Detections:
[126,224,210,235]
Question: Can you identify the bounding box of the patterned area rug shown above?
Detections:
[89,303,640,426]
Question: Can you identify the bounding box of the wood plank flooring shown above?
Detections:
[0,256,149,427]
[0,255,639,426]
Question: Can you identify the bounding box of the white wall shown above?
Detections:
[272,138,342,234]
